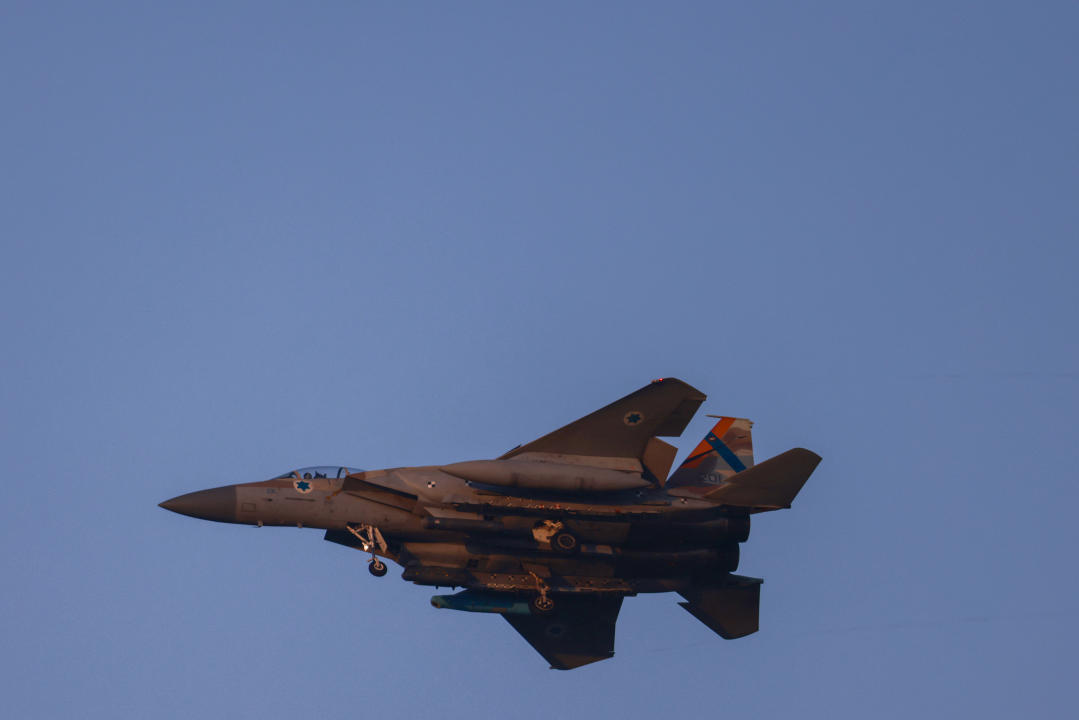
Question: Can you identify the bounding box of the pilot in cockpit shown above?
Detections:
[275,466,359,482]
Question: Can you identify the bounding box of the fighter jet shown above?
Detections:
[159,378,820,669]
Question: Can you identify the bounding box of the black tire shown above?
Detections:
[368,559,388,577]
[552,532,579,554]
[531,595,555,615]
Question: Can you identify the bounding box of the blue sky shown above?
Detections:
[2,2,1077,718]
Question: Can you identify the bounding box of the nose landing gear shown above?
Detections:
[347,523,390,578]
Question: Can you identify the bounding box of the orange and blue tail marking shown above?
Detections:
[668,416,754,487]
[679,417,746,472]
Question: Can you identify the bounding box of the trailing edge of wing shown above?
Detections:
[704,448,821,509]
[502,596,624,670]
[501,378,706,461]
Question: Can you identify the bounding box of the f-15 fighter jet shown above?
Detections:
[160,378,820,669]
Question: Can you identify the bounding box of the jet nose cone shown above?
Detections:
[159,486,238,523]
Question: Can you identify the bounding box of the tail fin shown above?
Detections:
[667,416,754,487]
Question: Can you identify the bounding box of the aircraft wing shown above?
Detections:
[500,378,706,461]
[502,595,625,670]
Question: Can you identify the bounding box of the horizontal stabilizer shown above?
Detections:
[705,448,821,510]
[678,575,762,639]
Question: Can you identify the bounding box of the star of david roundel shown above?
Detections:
[293,478,313,494]
[623,410,645,426]
[545,622,567,638]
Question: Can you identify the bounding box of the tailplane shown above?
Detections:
[704,448,820,510]
[679,574,763,639]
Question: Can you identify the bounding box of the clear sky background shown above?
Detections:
[2,2,1077,718]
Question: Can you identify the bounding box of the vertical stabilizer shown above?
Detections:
[667,416,754,487]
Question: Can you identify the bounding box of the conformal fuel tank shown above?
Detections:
[440,459,650,493]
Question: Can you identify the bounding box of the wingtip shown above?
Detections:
[650,376,690,387]
[792,448,823,466]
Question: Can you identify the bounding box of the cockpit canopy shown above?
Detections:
[272,466,362,480]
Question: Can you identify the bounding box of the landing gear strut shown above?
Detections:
[348,523,389,578]
[528,571,555,614]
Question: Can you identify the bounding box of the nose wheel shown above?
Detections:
[368,559,388,577]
